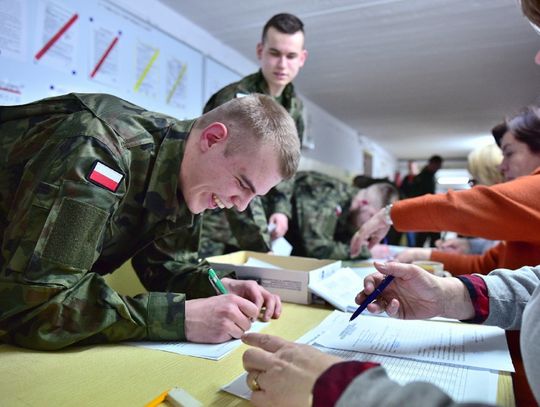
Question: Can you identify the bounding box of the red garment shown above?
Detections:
[456,275,489,323]
[312,361,379,407]
[392,168,540,275]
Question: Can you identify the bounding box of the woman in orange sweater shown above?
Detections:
[351,104,540,276]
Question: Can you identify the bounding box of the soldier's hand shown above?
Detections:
[222,278,282,321]
[268,213,288,240]
[184,295,258,343]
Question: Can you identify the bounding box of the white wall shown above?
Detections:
[112,0,397,179]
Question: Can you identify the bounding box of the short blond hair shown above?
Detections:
[195,94,300,179]
[467,143,504,186]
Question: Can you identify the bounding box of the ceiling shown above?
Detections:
[158,0,540,160]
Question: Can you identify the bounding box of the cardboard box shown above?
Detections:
[207,251,341,304]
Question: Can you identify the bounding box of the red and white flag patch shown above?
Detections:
[88,161,123,192]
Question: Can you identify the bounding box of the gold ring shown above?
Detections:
[248,372,261,392]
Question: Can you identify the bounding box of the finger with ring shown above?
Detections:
[247,371,262,392]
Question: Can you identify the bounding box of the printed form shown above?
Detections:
[315,311,514,372]
[222,311,508,404]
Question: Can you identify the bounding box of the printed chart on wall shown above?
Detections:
[0,0,204,119]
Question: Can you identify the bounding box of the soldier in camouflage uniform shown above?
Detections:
[200,13,308,257]
[0,92,300,350]
[286,171,400,260]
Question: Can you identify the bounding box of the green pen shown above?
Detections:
[208,268,228,294]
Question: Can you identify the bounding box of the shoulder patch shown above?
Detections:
[88,161,124,192]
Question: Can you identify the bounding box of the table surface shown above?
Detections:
[0,263,517,407]
[0,302,333,407]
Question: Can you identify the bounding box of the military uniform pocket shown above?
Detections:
[5,182,59,273]
[42,197,108,270]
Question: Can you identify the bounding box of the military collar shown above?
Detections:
[252,70,297,102]
[142,119,195,226]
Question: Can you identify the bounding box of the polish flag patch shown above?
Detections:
[88,161,123,192]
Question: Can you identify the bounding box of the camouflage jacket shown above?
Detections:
[0,93,231,350]
[204,70,304,144]
[202,70,305,253]
[286,171,370,260]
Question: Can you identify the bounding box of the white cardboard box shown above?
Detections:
[207,251,341,304]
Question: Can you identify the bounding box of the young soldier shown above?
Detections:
[0,92,300,350]
[200,13,308,256]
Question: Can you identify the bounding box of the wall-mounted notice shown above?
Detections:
[0,0,206,121]
[204,57,241,103]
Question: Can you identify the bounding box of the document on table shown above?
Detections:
[308,267,365,312]
[222,311,501,404]
[315,311,514,372]
[308,266,391,316]
[126,320,268,360]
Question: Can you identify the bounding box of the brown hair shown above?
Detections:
[493,105,540,153]
[521,0,540,27]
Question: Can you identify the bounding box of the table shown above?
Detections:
[0,264,517,406]
[0,302,332,406]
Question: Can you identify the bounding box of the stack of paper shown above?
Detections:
[222,311,513,404]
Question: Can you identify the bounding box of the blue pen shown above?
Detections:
[349,275,395,322]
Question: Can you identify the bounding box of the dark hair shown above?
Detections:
[499,105,540,153]
[262,13,304,42]
[428,155,443,164]
[491,121,508,147]
[521,0,540,28]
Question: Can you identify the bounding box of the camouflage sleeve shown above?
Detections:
[131,221,234,296]
[293,98,305,145]
[293,183,363,260]
[301,213,351,260]
[262,178,293,218]
[225,197,271,252]
[0,136,183,350]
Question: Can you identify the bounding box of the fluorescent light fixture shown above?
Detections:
[437,176,469,185]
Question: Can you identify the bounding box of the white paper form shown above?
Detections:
[126,320,268,360]
[308,267,365,312]
[315,311,514,372]
[314,347,499,405]
[222,311,499,404]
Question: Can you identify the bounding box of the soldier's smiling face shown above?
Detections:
[180,123,282,214]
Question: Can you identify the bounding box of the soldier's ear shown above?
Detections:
[199,122,228,152]
[256,42,263,60]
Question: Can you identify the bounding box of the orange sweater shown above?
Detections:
[392,168,540,275]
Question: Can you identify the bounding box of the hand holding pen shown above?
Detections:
[208,268,282,321]
[350,274,394,321]
[352,262,451,320]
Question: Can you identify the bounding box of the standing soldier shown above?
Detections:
[200,13,308,257]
